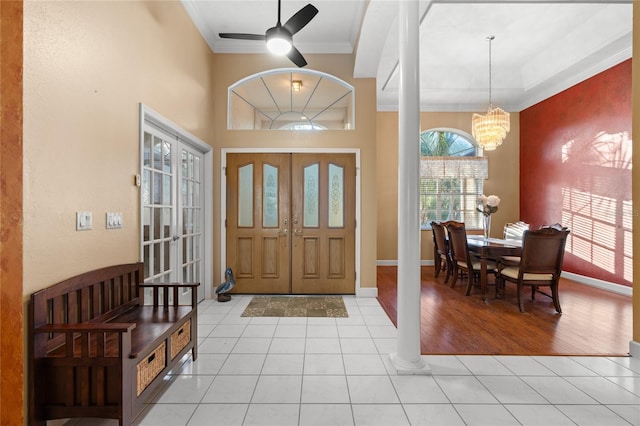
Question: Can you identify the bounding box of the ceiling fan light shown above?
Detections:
[267,36,292,55]
[266,27,292,55]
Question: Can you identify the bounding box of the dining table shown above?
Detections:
[466,235,523,300]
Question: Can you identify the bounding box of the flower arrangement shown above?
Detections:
[477,194,501,216]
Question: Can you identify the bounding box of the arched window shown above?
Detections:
[419,129,488,229]
[227,68,354,130]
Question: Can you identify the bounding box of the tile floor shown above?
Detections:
[67,295,640,426]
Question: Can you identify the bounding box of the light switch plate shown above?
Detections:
[76,211,93,231]
[106,212,123,229]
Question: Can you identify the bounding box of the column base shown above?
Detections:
[389,353,431,375]
[630,340,640,359]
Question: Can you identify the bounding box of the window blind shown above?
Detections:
[420,157,488,179]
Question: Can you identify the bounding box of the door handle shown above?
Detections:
[172,235,180,241]
[279,228,288,236]
[294,229,303,236]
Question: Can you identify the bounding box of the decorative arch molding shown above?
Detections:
[228,68,355,130]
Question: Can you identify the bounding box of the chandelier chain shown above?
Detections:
[487,35,494,108]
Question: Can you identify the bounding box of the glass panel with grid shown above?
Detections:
[420,177,482,229]
[142,130,176,303]
[180,147,204,297]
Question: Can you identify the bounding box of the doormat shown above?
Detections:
[241,296,348,318]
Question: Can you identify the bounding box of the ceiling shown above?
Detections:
[181,0,632,112]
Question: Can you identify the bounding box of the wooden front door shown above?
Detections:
[226,153,355,294]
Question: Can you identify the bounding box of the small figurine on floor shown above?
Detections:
[215,267,235,302]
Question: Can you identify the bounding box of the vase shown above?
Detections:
[483,214,491,239]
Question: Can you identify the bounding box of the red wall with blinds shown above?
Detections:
[520,59,632,286]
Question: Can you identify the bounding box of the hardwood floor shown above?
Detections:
[376,265,632,356]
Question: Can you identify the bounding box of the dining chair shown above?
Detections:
[542,222,569,231]
[431,221,451,283]
[501,221,529,265]
[503,221,530,240]
[443,220,464,228]
[495,227,570,313]
[442,220,465,283]
[445,222,496,296]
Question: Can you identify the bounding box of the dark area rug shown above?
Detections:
[241,296,348,318]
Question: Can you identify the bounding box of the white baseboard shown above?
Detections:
[356,286,378,298]
[630,340,640,359]
[561,271,632,297]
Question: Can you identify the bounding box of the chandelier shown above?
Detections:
[472,35,510,151]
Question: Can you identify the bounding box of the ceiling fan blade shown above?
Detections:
[283,4,318,35]
[219,33,266,41]
[287,45,308,67]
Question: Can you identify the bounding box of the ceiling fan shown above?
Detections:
[218,0,318,67]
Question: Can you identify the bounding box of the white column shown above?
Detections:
[390,0,430,375]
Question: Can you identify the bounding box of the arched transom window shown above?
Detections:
[228,68,354,131]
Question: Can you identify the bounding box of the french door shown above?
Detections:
[226,153,355,294]
[141,126,205,302]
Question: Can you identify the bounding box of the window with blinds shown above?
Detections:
[419,130,487,229]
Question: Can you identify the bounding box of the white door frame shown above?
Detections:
[139,104,214,300]
[221,148,362,295]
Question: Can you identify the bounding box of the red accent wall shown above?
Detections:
[520,59,632,286]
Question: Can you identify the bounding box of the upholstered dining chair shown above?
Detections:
[445,221,496,296]
[501,221,529,265]
[441,220,464,283]
[503,221,530,241]
[431,221,451,283]
[495,227,570,313]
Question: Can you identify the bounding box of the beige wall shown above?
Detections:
[376,112,520,262]
[23,0,216,296]
[211,53,378,289]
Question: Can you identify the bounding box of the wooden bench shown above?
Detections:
[28,262,199,425]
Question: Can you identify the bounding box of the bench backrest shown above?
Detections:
[31,262,144,354]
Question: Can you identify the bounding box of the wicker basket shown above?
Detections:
[170,319,191,360]
[136,341,166,396]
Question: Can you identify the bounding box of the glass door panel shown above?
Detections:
[142,129,177,303]
[303,163,319,227]
[263,164,279,227]
[328,163,344,228]
[238,164,254,227]
[141,129,205,302]
[179,145,204,302]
